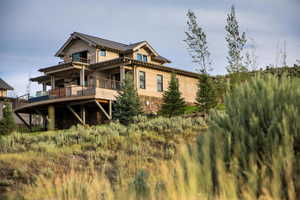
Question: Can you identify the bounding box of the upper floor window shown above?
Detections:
[137,53,143,61]
[139,71,146,89]
[156,74,163,92]
[72,51,88,63]
[99,49,106,56]
[137,53,148,62]
[143,55,147,62]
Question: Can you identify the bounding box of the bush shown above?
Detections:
[206,74,300,198]
[0,102,16,135]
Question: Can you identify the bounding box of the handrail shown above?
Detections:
[58,57,90,64]
[14,78,121,108]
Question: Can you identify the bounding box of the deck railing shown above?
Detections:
[58,57,90,64]
[15,78,121,107]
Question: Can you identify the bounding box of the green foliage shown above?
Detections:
[0,102,16,136]
[225,5,247,74]
[184,10,211,73]
[113,74,143,125]
[133,169,150,199]
[184,105,198,114]
[196,74,218,113]
[206,75,300,198]
[159,73,186,117]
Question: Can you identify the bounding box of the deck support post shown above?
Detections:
[80,105,86,124]
[95,100,111,120]
[29,113,32,131]
[67,105,85,125]
[109,100,112,119]
[15,112,30,129]
[48,105,55,131]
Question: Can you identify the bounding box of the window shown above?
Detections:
[143,55,148,62]
[157,75,163,92]
[72,51,88,63]
[139,71,146,89]
[137,53,143,61]
[99,49,106,56]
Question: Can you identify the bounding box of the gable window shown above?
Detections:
[139,71,146,89]
[99,49,106,56]
[137,53,143,61]
[143,55,148,62]
[157,74,163,92]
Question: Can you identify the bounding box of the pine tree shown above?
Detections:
[196,74,218,113]
[184,9,212,74]
[159,73,186,117]
[113,74,143,125]
[0,102,16,135]
[225,5,247,86]
[184,10,218,112]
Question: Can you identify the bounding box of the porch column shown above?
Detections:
[42,83,47,92]
[51,75,55,89]
[120,65,125,81]
[133,65,138,88]
[80,67,85,86]
[48,105,55,131]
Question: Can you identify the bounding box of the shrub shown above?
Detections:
[0,102,16,135]
[207,74,300,198]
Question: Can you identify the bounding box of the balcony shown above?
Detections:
[58,57,90,65]
[15,79,121,110]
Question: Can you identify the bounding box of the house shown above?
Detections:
[0,78,14,120]
[0,78,34,125]
[14,32,199,130]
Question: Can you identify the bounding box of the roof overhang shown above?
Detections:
[38,62,88,74]
[90,57,199,78]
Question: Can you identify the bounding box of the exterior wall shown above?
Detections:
[96,49,119,62]
[62,39,97,64]
[136,66,198,105]
[0,90,7,97]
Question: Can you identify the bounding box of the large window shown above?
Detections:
[156,74,163,92]
[139,71,146,89]
[72,51,88,62]
[137,53,148,62]
[99,49,106,56]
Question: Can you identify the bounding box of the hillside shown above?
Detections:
[0,74,300,200]
[0,116,205,199]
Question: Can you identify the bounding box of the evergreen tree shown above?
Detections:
[184,10,218,112]
[184,9,212,73]
[0,102,16,135]
[113,74,143,125]
[225,5,247,73]
[225,5,247,86]
[159,73,186,117]
[196,74,218,113]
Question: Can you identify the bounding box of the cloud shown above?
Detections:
[0,0,299,93]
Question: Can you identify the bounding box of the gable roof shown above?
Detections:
[0,78,14,90]
[55,32,171,63]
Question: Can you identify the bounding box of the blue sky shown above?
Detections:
[0,0,299,96]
